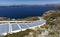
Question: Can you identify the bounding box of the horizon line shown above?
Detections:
[0,3,60,6]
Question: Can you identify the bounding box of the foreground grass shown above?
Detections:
[4,29,34,37]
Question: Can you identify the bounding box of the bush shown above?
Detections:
[4,29,34,37]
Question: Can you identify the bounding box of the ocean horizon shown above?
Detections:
[0,5,59,18]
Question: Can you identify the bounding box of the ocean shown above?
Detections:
[0,5,58,19]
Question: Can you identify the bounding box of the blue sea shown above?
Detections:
[0,5,58,18]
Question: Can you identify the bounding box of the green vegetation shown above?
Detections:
[43,9,60,37]
[43,10,60,20]
[48,30,58,35]
[48,30,59,37]
[4,29,34,37]
[0,16,40,21]
[16,16,40,21]
[35,27,45,34]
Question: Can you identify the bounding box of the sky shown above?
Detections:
[0,0,60,5]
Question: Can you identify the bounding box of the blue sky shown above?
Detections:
[0,0,60,5]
